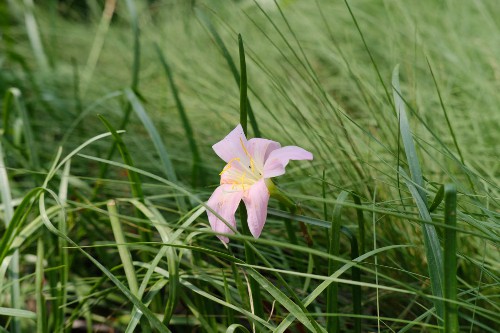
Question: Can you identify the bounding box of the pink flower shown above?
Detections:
[206,124,313,243]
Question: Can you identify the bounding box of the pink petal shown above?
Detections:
[247,138,281,171]
[263,146,313,178]
[242,179,270,238]
[206,184,243,243]
[212,124,249,163]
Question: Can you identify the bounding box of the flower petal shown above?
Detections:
[212,124,249,163]
[247,138,281,171]
[242,179,270,238]
[206,185,243,243]
[263,146,313,178]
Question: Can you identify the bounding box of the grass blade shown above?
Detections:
[125,89,186,212]
[392,66,425,204]
[327,190,349,332]
[401,168,444,324]
[155,44,203,187]
[444,184,458,333]
[107,200,139,295]
[0,140,21,333]
[35,237,46,333]
[239,34,248,135]
[195,9,260,136]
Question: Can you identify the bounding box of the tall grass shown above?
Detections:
[0,0,498,332]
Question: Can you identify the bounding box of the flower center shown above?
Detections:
[219,139,263,189]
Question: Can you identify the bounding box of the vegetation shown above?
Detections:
[0,0,498,332]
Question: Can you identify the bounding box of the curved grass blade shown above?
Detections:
[245,268,326,333]
[125,89,186,212]
[98,114,144,201]
[401,168,444,324]
[392,66,426,204]
[38,188,172,333]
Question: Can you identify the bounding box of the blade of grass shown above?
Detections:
[98,115,144,201]
[245,268,326,333]
[0,140,21,333]
[195,9,260,136]
[55,160,70,331]
[238,33,264,322]
[392,66,425,204]
[107,200,139,295]
[401,167,444,324]
[327,190,349,332]
[128,199,180,326]
[23,0,49,71]
[393,66,444,325]
[0,307,36,320]
[7,88,40,173]
[155,44,203,187]
[124,0,140,90]
[444,184,458,333]
[125,89,186,212]
[38,188,172,333]
[35,237,46,333]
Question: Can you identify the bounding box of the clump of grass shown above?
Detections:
[0,0,498,332]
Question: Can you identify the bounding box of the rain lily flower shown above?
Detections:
[206,124,313,243]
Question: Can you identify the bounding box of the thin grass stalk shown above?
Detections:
[196,10,260,136]
[345,229,362,333]
[351,192,365,254]
[23,0,49,71]
[238,33,264,321]
[155,44,203,187]
[327,191,349,332]
[444,184,458,333]
[0,140,21,333]
[55,161,71,331]
[393,66,444,323]
[35,237,46,333]
[124,0,140,91]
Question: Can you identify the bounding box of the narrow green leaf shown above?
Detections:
[444,184,458,333]
[0,307,36,320]
[38,189,172,333]
[226,324,250,333]
[392,65,426,205]
[429,185,445,213]
[107,200,139,295]
[125,89,186,212]
[6,88,40,172]
[98,114,144,201]
[123,0,140,90]
[35,237,46,333]
[195,9,260,136]
[245,268,325,333]
[155,44,203,187]
[401,168,444,324]
[0,140,22,333]
[327,191,349,332]
[239,34,248,135]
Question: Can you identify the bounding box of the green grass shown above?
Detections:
[0,0,499,332]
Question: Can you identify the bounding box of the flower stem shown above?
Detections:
[239,206,265,320]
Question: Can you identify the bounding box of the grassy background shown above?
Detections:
[0,0,498,332]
